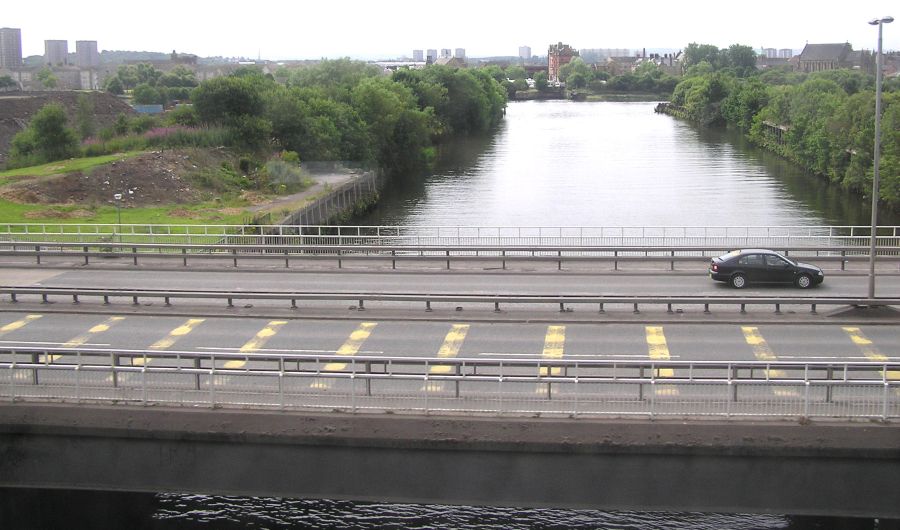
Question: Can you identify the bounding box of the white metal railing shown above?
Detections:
[2,347,897,420]
[1,224,898,248]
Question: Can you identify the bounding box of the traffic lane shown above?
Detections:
[2,312,898,365]
[15,267,900,297]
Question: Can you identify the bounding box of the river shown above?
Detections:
[3,101,889,529]
[358,100,898,227]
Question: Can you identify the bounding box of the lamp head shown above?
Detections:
[869,16,894,25]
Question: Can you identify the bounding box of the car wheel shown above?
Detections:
[731,273,747,289]
[795,274,812,289]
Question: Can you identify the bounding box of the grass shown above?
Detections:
[0,198,250,226]
[0,151,145,182]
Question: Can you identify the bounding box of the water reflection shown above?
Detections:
[358,101,898,227]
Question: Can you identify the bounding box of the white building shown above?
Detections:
[518,46,531,59]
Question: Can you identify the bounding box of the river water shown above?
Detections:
[358,100,898,227]
[4,101,889,529]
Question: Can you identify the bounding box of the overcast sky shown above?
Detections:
[4,0,899,60]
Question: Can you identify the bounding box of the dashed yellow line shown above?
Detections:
[0,314,42,336]
[224,320,287,369]
[742,326,797,397]
[313,322,377,389]
[539,325,565,376]
[325,322,377,371]
[426,324,470,391]
[843,327,899,380]
[132,318,206,366]
[41,316,125,363]
[646,326,674,377]
[646,326,677,396]
[62,316,126,348]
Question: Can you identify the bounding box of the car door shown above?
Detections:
[764,254,794,283]
[737,254,766,282]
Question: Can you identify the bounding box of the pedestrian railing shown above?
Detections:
[1,224,898,248]
[1,347,896,420]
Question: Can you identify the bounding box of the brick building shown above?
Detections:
[548,42,578,82]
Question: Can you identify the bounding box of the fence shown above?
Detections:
[1,224,898,248]
[1,347,897,420]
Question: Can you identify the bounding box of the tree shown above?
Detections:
[683,43,721,70]
[9,102,79,165]
[132,83,161,105]
[192,76,265,125]
[724,44,758,75]
[533,71,549,91]
[36,68,58,89]
[0,75,18,91]
[105,76,124,95]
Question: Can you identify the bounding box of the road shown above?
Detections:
[1,266,899,365]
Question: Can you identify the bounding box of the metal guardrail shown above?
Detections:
[3,242,900,271]
[3,286,899,314]
[1,347,897,420]
[1,224,899,247]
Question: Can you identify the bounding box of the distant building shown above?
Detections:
[579,48,633,64]
[440,48,451,59]
[797,43,871,73]
[779,48,793,59]
[764,48,777,59]
[44,40,68,66]
[413,49,424,62]
[0,27,23,70]
[548,42,578,82]
[75,40,100,68]
[519,46,531,60]
[454,48,465,59]
[434,56,466,68]
[426,49,437,64]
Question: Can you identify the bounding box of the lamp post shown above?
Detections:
[114,193,122,243]
[867,15,893,301]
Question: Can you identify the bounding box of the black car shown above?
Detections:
[708,249,824,289]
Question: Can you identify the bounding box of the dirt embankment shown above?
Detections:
[0,149,231,210]
[0,91,135,167]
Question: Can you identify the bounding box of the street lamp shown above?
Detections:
[114,193,122,243]
[867,15,893,301]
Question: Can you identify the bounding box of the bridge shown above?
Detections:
[1,223,900,521]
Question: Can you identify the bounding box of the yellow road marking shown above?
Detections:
[313,322,377,389]
[323,322,377,372]
[540,325,565,376]
[224,320,288,369]
[741,326,797,397]
[646,326,677,396]
[40,316,125,363]
[427,325,470,392]
[132,318,207,366]
[843,327,899,380]
[0,315,42,335]
[646,326,674,377]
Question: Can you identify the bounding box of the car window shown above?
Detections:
[738,254,763,266]
[765,255,789,267]
[718,250,741,260]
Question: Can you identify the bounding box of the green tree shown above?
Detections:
[723,44,758,76]
[534,71,548,91]
[0,75,17,91]
[193,76,265,125]
[36,68,58,89]
[158,66,197,88]
[683,43,721,70]
[132,83,161,105]
[105,76,124,95]
[9,102,79,166]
